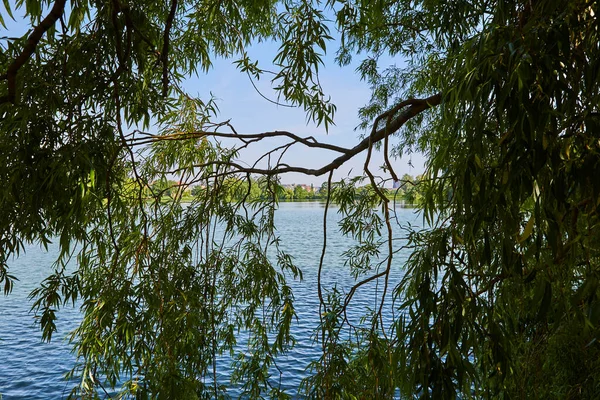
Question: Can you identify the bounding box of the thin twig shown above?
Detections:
[318,170,334,309]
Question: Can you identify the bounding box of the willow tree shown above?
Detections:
[2,0,600,398]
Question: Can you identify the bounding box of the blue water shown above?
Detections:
[0,202,421,399]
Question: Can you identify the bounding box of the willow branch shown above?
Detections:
[134,93,442,177]
[318,171,333,309]
[129,129,351,154]
[0,0,67,103]
[300,93,442,175]
[162,0,178,97]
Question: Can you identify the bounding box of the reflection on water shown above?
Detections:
[0,202,422,399]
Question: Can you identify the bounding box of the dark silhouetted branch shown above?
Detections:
[162,0,178,97]
[130,93,442,178]
[0,0,67,104]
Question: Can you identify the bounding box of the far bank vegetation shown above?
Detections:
[148,174,426,205]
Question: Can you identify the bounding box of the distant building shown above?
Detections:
[281,183,314,192]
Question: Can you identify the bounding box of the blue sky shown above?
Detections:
[1,3,426,186]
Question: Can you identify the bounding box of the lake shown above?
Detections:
[0,202,421,399]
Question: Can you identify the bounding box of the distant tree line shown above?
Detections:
[190,177,323,202]
[388,174,427,206]
[183,174,428,205]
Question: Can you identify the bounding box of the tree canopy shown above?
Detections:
[1,0,600,398]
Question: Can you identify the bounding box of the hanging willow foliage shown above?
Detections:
[1,0,600,398]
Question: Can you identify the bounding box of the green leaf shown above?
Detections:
[2,0,14,20]
[518,216,534,243]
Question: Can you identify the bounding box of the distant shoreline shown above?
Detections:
[176,198,420,208]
